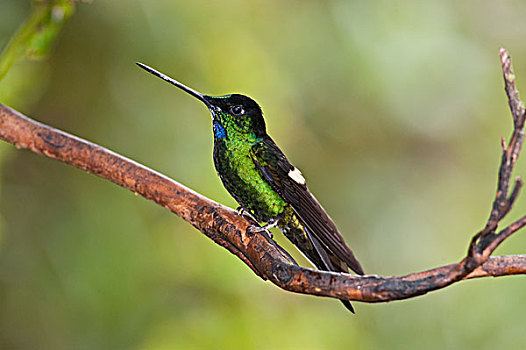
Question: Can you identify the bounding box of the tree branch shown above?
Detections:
[0,48,525,305]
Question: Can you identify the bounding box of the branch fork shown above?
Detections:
[0,48,525,305]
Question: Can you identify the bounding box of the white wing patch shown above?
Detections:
[288,167,306,185]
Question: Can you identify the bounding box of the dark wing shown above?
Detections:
[250,137,364,275]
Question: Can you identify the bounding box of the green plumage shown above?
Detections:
[137,62,364,313]
[211,109,316,266]
[212,125,287,223]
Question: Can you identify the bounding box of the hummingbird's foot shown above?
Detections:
[247,225,272,239]
[246,219,278,240]
[248,220,279,239]
[247,225,274,239]
[246,225,297,266]
[237,207,276,238]
[236,206,257,222]
[264,219,279,230]
[259,219,280,239]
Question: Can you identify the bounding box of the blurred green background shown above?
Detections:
[1,1,526,349]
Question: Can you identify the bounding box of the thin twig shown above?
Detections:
[0,48,524,305]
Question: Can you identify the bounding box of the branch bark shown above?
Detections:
[0,48,525,304]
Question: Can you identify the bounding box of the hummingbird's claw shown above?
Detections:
[246,225,273,239]
[246,225,298,266]
[263,219,279,231]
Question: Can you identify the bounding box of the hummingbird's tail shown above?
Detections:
[308,230,361,313]
[278,209,362,313]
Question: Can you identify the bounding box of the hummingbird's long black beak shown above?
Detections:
[136,62,211,108]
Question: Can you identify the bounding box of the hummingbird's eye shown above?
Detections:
[230,105,245,116]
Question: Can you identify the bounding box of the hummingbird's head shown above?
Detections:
[203,94,266,139]
[136,63,266,140]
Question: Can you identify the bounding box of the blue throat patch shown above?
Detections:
[213,120,227,139]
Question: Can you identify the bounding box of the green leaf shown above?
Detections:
[0,0,77,81]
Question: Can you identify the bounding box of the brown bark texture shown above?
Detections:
[0,48,525,304]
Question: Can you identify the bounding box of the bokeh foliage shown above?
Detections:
[0,0,76,81]
[1,1,526,349]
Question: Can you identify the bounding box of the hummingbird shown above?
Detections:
[137,62,364,312]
